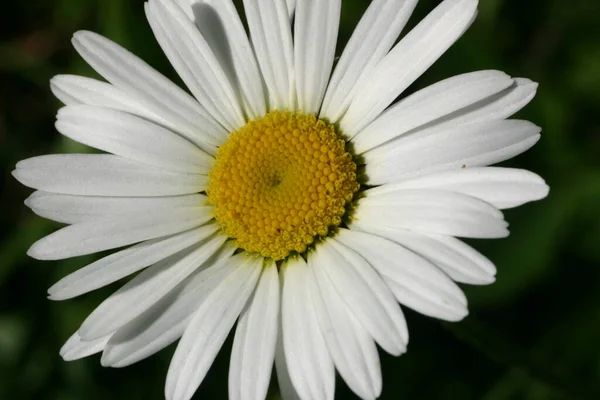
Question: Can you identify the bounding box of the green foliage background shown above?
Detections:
[1,0,599,398]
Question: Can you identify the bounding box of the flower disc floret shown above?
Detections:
[207,111,359,260]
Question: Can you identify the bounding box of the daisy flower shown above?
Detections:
[13,0,549,399]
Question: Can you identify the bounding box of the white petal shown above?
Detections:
[165,256,262,400]
[336,229,468,321]
[146,0,245,131]
[348,225,496,285]
[367,167,549,209]
[286,0,296,18]
[51,75,155,119]
[243,0,295,110]
[25,191,205,224]
[340,0,478,135]
[170,0,267,119]
[79,230,226,340]
[294,0,340,114]
[28,206,213,260]
[72,30,224,153]
[274,331,301,400]
[307,253,382,400]
[313,239,408,355]
[364,119,541,184]
[13,154,207,197]
[280,256,334,400]
[229,261,279,400]
[360,77,539,155]
[56,105,212,174]
[354,189,508,239]
[442,77,539,126]
[352,70,513,152]
[48,226,214,300]
[320,0,418,123]
[101,244,237,367]
[60,332,111,361]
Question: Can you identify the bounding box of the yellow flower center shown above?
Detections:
[207,110,359,260]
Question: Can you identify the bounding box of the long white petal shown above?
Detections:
[354,189,508,239]
[348,225,496,285]
[165,256,262,400]
[229,261,279,400]
[146,0,245,131]
[364,78,537,152]
[366,167,549,209]
[274,331,301,400]
[441,77,539,127]
[294,0,340,114]
[72,30,224,153]
[28,206,213,260]
[79,231,226,340]
[364,119,541,184]
[101,244,237,367]
[48,226,215,300]
[307,253,382,400]
[50,75,155,119]
[280,256,335,400]
[13,154,207,197]
[243,0,295,110]
[56,105,212,173]
[170,0,267,119]
[60,332,111,361]
[25,191,206,224]
[313,239,408,355]
[336,229,468,321]
[352,70,513,152]
[320,0,418,123]
[340,0,478,136]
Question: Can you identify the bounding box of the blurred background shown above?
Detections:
[1,0,599,399]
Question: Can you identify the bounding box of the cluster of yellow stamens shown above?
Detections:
[207,111,359,260]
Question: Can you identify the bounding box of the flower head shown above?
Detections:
[13,0,548,399]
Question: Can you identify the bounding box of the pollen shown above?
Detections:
[207,110,359,260]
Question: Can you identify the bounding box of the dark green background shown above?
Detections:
[1,0,599,399]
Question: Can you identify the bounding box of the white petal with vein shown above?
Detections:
[60,332,111,361]
[146,0,244,131]
[50,75,154,120]
[320,0,418,122]
[294,0,340,114]
[13,154,207,197]
[243,0,295,110]
[56,105,212,173]
[336,229,468,321]
[340,0,478,135]
[308,252,382,400]
[229,261,279,400]
[25,192,206,224]
[349,225,496,285]
[172,0,267,118]
[28,206,213,260]
[79,230,226,340]
[313,239,408,355]
[441,77,539,127]
[280,257,334,400]
[366,167,549,209]
[352,70,513,153]
[101,244,237,367]
[364,119,541,184]
[165,256,262,400]
[72,30,224,153]
[48,226,217,300]
[354,189,508,239]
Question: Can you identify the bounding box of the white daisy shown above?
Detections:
[13,0,549,399]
